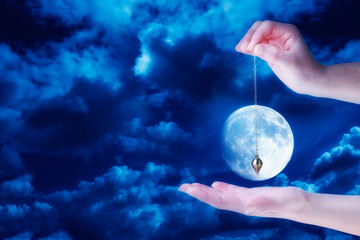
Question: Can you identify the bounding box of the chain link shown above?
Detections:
[253,55,258,156]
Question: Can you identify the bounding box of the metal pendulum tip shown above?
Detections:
[252,154,263,175]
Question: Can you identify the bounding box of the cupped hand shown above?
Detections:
[179,181,308,219]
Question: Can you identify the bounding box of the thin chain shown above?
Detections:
[253,55,258,156]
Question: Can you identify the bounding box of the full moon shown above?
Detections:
[222,105,294,181]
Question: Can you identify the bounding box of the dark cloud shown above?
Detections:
[119,119,193,159]
[0,201,58,239]
[14,79,126,154]
[0,174,33,198]
[38,231,72,240]
[0,78,17,106]
[0,163,220,240]
[4,232,33,240]
[0,145,24,178]
[1,0,360,239]
[310,126,360,194]
[274,126,360,194]
[140,32,239,102]
[293,0,360,52]
[0,0,78,54]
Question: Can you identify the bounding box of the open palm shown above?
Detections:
[179,181,307,219]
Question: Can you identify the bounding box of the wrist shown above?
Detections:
[279,188,312,221]
[302,61,328,97]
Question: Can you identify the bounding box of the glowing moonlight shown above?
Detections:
[222,105,294,181]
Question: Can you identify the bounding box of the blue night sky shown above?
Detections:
[0,0,360,239]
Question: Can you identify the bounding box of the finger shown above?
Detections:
[191,183,224,194]
[179,183,209,193]
[235,21,262,54]
[179,183,223,196]
[178,183,191,192]
[211,181,248,194]
[184,185,225,209]
[247,20,287,51]
[254,43,281,66]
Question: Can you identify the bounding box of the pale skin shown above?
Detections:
[179,21,360,236]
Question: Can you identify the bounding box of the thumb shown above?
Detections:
[254,43,283,65]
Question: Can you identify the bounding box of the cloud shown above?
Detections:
[273,173,319,193]
[40,162,219,239]
[0,31,137,102]
[0,25,142,158]
[118,118,201,168]
[202,229,279,240]
[0,108,22,144]
[323,229,358,240]
[333,39,360,63]
[1,136,358,240]
[312,39,360,65]
[0,0,348,166]
[265,0,331,20]
[1,0,360,239]
[273,127,360,194]
[0,204,30,218]
[147,121,191,142]
[28,0,136,27]
[0,145,24,178]
[310,126,360,194]
[137,32,240,102]
[12,79,133,155]
[4,230,73,240]
[0,43,19,63]
[268,126,360,238]
[0,78,17,107]
[119,119,190,147]
[0,175,33,197]
[0,201,58,238]
[132,0,331,52]
[38,231,73,240]
[4,232,33,240]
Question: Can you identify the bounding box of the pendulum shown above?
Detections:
[252,154,262,175]
[252,55,263,175]
[222,55,294,180]
[252,55,263,174]
[222,56,294,180]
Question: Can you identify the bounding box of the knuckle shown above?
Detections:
[262,20,274,28]
[286,24,300,34]
[218,195,225,209]
[262,45,280,63]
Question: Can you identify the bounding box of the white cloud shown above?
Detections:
[134,46,152,76]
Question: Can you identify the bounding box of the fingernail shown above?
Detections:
[178,184,188,192]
